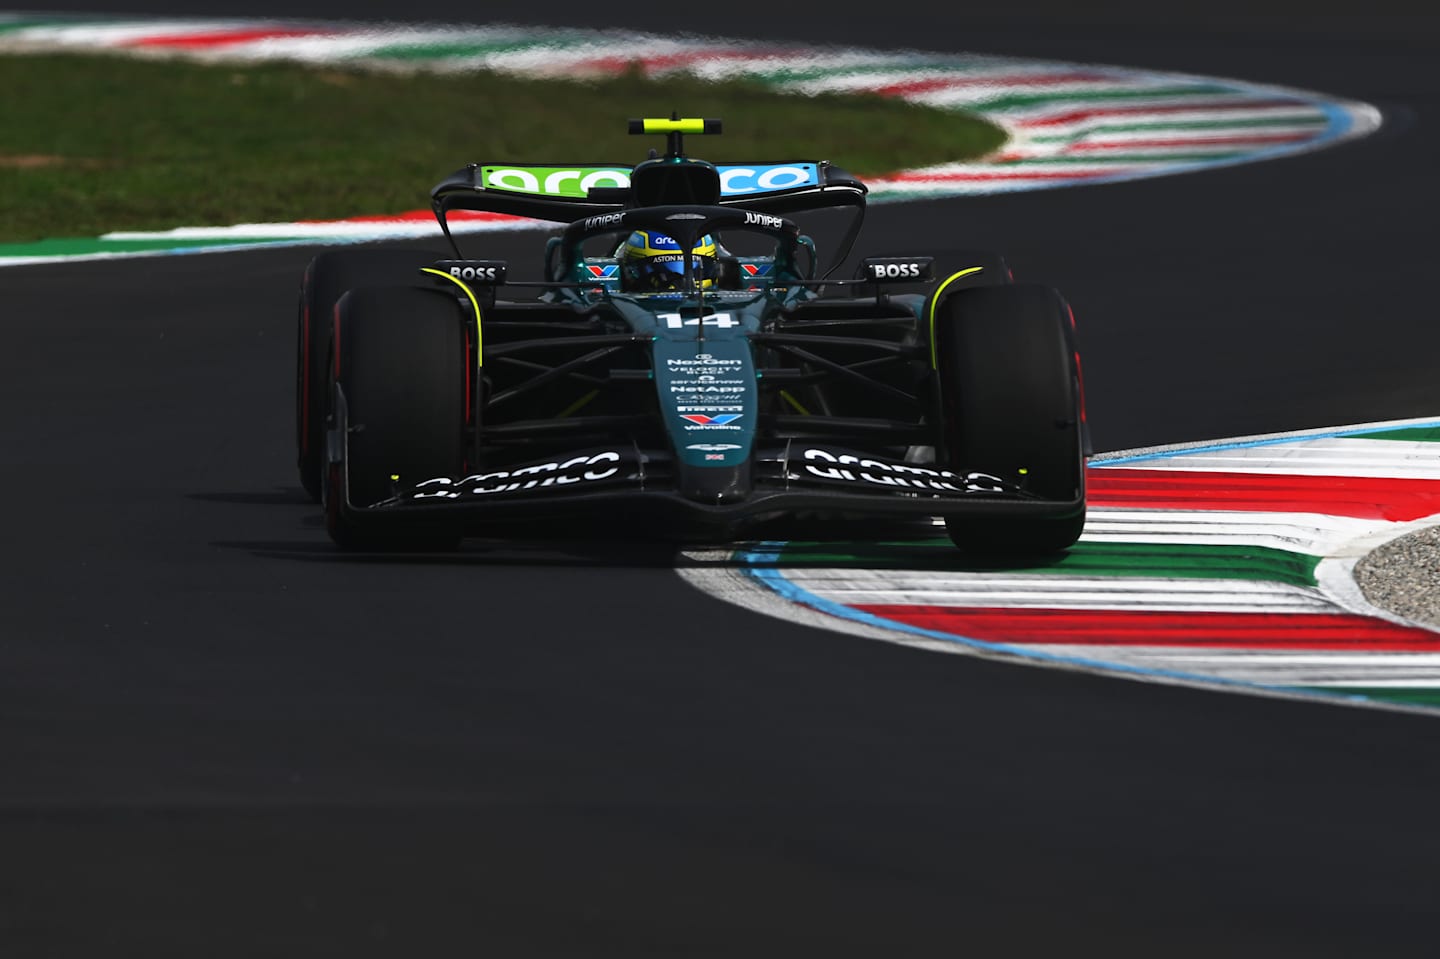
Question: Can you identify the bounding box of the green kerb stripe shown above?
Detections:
[975,85,1260,111]
[0,17,75,33]
[1349,426,1440,443]
[744,62,1003,84]
[754,540,1321,585]
[364,39,580,60]
[0,236,305,257]
[994,152,1251,165]
[1026,116,1327,140]
[1303,687,1440,708]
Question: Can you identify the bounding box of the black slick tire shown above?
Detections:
[931,283,1085,555]
[325,285,467,551]
[295,246,443,501]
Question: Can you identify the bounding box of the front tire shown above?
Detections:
[931,283,1085,555]
[295,246,444,501]
[325,285,467,551]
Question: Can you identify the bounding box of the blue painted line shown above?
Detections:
[1319,99,1354,141]
[733,543,1380,707]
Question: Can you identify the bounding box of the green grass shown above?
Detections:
[0,52,1005,243]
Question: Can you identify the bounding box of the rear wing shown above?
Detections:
[429,117,869,272]
[431,159,867,221]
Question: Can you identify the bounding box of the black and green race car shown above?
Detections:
[294,117,1087,552]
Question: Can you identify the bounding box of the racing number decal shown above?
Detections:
[660,312,737,330]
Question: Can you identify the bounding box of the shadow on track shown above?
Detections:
[198,487,1062,571]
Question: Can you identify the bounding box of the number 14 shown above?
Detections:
[660,312,737,329]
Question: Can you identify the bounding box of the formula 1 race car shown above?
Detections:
[294,117,1087,552]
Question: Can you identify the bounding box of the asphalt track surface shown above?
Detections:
[5,4,1440,956]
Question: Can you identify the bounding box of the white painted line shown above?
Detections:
[791,571,1334,614]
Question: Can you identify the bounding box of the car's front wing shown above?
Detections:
[331,439,1085,535]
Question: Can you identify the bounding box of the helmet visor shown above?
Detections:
[632,253,717,291]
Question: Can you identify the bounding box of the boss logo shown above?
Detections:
[434,260,507,284]
[860,257,934,282]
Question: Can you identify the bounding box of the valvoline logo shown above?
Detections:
[586,264,619,279]
[680,414,741,426]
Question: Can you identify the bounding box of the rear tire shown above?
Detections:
[295,246,444,501]
[931,284,1085,555]
[325,285,467,551]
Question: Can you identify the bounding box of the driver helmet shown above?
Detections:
[620,230,718,292]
